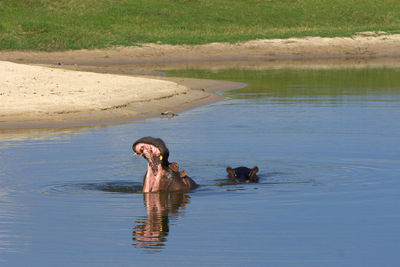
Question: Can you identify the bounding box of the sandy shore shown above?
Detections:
[1,61,192,116]
[0,61,242,128]
[1,33,400,128]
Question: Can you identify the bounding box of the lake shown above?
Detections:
[1,66,399,266]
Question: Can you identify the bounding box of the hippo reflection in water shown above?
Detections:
[133,192,190,249]
[133,136,198,192]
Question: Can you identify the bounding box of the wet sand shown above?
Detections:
[1,33,400,129]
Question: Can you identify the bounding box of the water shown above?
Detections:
[1,67,400,266]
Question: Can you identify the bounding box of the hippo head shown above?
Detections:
[133,136,170,171]
[133,137,171,192]
[226,166,259,183]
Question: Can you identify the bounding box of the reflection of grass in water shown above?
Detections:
[165,68,400,99]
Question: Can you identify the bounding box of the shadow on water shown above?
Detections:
[81,181,143,193]
[41,181,143,195]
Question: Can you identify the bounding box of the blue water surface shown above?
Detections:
[0,67,399,267]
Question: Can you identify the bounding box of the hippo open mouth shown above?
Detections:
[133,137,170,192]
[134,143,162,175]
[132,137,198,193]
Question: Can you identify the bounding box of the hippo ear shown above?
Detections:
[249,166,259,179]
[169,162,179,172]
[226,166,236,177]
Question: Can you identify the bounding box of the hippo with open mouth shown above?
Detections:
[133,137,198,192]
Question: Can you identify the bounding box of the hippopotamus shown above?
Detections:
[226,166,259,183]
[133,137,198,192]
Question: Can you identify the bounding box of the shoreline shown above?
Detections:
[1,34,400,129]
[0,61,244,129]
[2,34,400,66]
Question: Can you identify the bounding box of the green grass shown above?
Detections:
[1,0,399,51]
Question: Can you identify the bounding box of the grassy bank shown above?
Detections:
[1,0,399,51]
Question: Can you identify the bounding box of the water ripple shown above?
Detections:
[40,181,143,195]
